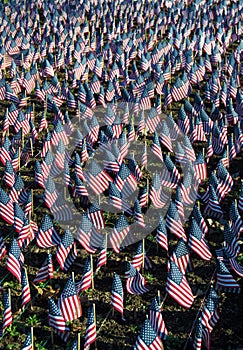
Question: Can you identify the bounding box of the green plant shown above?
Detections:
[25,314,41,326]
[35,342,48,350]
[143,272,157,283]
[5,325,20,337]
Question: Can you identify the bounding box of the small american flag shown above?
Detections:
[84,305,97,350]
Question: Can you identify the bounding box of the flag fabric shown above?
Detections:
[56,230,77,271]
[76,257,93,293]
[21,330,33,350]
[126,262,148,295]
[166,261,194,309]
[58,277,82,321]
[6,238,22,283]
[188,219,212,261]
[149,297,167,340]
[1,290,13,334]
[200,288,219,332]
[48,297,70,332]
[215,258,241,294]
[134,318,163,350]
[84,305,97,350]
[111,272,124,316]
[21,268,31,307]
[169,239,192,275]
[33,253,54,284]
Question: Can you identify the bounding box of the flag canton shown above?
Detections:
[62,277,77,297]
[168,261,183,285]
[80,214,93,233]
[10,239,21,260]
[174,239,189,258]
[190,220,203,240]
[115,214,129,232]
[87,305,95,326]
[112,273,123,296]
[61,230,74,249]
[139,319,158,346]
[41,214,53,231]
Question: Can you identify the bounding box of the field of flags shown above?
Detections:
[0,0,242,349]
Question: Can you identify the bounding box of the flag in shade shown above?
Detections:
[84,159,112,195]
[58,277,82,321]
[84,305,97,350]
[56,230,77,271]
[69,335,78,350]
[33,253,54,284]
[0,188,14,225]
[109,214,130,253]
[21,268,31,307]
[126,262,148,295]
[134,318,163,350]
[169,239,192,275]
[188,219,212,261]
[76,257,93,293]
[149,297,167,340]
[88,200,105,230]
[36,214,60,248]
[1,290,13,334]
[111,272,124,316]
[48,297,70,332]
[6,238,22,283]
[166,202,186,240]
[21,330,33,350]
[156,216,168,253]
[95,238,107,272]
[215,259,241,294]
[200,288,219,332]
[166,261,194,309]
[193,321,203,350]
[193,203,208,236]
[0,232,7,260]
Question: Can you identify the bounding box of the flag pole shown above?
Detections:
[90,254,94,290]
[142,238,145,274]
[93,303,97,349]
[77,333,81,350]
[31,327,34,350]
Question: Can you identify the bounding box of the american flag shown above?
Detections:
[134,318,163,350]
[166,202,186,241]
[200,288,219,332]
[21,330,33,350]
[1,290,13,334]
[84,159,112,195]
[21,268,31,307]
[0,188,15,225]
[36,214,60,248]
[156,216,168,253]
[111,272,124,316]
[88,201,105,230]
[126,262,148,295]
[109,214,130,253]
[188,219,212,261]
[33,253,54,284]
[166,261,194,309]
[76,257,93,293]
[0,232,7,260]
[84,305,97,350]
[6,238,22,283]
[215,258,241,294]
[48,297,70,332]
[169,239,192,275]
[58,277,82,321]
[149,297,167,340]
[56,230,77,271]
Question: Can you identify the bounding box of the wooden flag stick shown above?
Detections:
[18,147,21,170]
[93,303,97,349]
[31,327,34,350]
[90,254,94,290]
[142,239,145,274]
[77,333,81,350]
[30,138,33,157]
